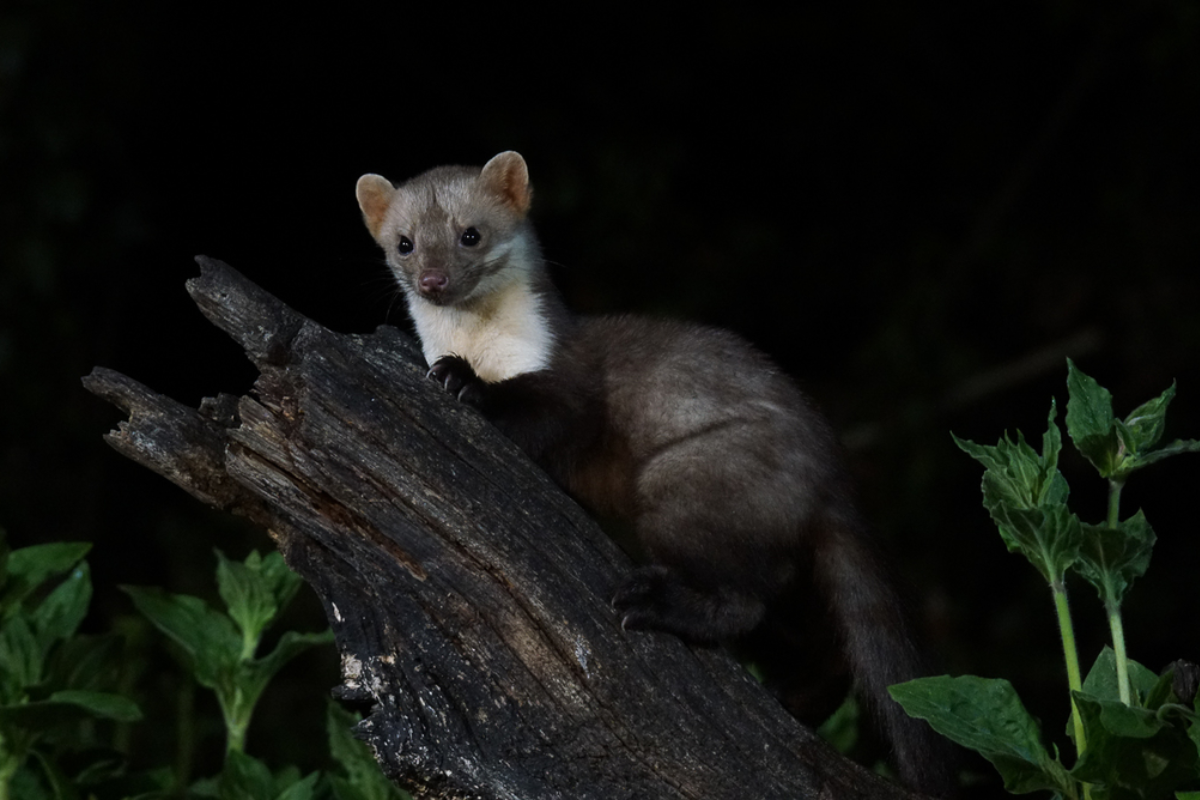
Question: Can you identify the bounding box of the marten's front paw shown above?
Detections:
[427,355,485,406]
[611,566,671,631]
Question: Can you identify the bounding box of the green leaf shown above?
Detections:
[0,690,141,731]
[256,551,302,615]
[26,748,76,800]
[253,630,335,690]
[890,675,1072,794]
[216,551,304,657]
[1076,511,1156,608]
[218,750,275,800]
[276,772,320,800]
[6,543,91,587]
[122,585,241,687]
[989,503,1083,585]
[0,615,42,697]
[29,562,91,653]
[217,751,319,800]
[1144,669,1179,714]
[955,402,1082,584]
[329,777,370,800]
[327,701,407,800]
[0,529,9,588]
[1126,440,1200,475]
[1083,647,1162,706]
[45,690,142,722]
[955,402,1068,511]
[815,694,860,755]
[1065,361,1200,482]
[1067,359,1122,477]
[1071,691,1198,795]
[217,551,277,656]
[1120,383,1176,453]
[1,543,91,622]
[45,633,125,693]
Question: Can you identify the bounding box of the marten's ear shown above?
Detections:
[479,151,532,217]
[355,174,396,240]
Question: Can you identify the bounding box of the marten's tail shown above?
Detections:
[810,512,957,798]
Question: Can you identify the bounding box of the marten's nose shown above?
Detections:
[419,270,449,295]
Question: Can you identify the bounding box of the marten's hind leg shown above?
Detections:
[611,564,766,641]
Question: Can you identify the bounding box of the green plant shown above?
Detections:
[891,361,1200,799]
[0,536,409,800]
[123,550,334,758]
[0,533,142,800]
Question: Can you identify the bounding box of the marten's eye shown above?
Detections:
[397,236,414,255]
[460,227,481,247]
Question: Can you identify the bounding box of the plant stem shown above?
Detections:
[1106,477,1132,705]
[1107,603,1132,705]
[1053,581,1087,755]
[174,677,195,791]
[1106,479,1122,528]
[1053,582,1093,800]
[221,688,249,755]
[0,754,14,800]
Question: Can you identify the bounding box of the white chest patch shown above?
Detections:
[407,279,554,383]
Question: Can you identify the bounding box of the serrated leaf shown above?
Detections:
[217,551,277,655]
[276,772,320,800]
[216,629,335,737]
[890,675,1071,794]
[327,701,406,800]
[1067,359,1123,477]
[46,689,142,722]
[0,529,9,584]
[257,551,302,614]
[1122,382,1176,453]
[122,585,241,686]
[0,690,141,731]
[957,402,1070,510]
[1,543,91,622]
[0,615,42,696]
[218,750,275,800]
[1077,690,1164,739]
[216,552,304,655]
[327,702,371,778]
[955,400,1089,582]
[6,766,51,800]
[1126,440,1200,475]
[254,630,335,687]
[27,747,75,800]
[1145,668,1181,715]
[45,633,125,693]
[329,776,370,800]
[29,562,91,653]
[957,404,1083,583]
[990,503,1083,585]
[1072,691,1198,794]
[1076,512,1156,608]
[1083,647,1162,706]
[816,694,860,755]
[7,543,92,586]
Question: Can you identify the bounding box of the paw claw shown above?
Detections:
[427,355,483,406]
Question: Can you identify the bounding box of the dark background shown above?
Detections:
[3,2,1198,795]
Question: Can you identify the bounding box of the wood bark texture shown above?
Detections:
[82,256,923,800]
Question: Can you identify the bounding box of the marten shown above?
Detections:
[355,151,953,796]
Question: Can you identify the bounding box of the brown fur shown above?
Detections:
[356,152,956,797]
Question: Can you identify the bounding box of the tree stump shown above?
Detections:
[82,256,923,800]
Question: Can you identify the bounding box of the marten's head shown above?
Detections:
[356,151,535,307]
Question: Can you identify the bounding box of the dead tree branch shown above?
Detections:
[82,256,921,800]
